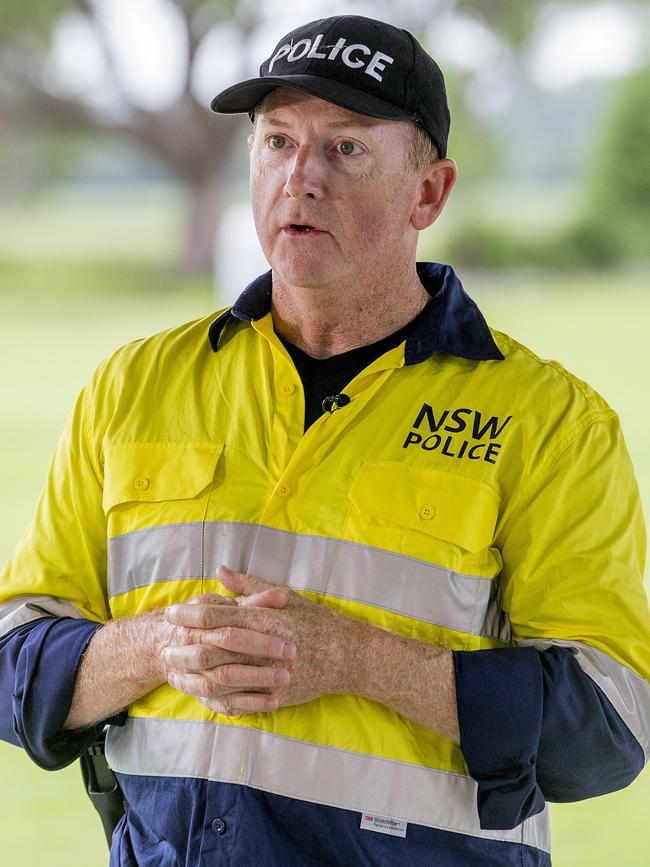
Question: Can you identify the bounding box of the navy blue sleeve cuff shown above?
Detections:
[453,646,645,831]
[536,646,644,801]
[453,646,545,830]
[1,617,128,770]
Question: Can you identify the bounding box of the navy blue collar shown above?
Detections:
[208,262,504,364]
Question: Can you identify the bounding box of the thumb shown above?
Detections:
[217,565,290,609]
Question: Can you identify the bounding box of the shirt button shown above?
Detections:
[211,817,226,835]
[276,483,291,498]
[133,475,150,492]
[419,504,436,520]
[279,383,298,396]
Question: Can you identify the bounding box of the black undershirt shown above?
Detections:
[279,303,431,432]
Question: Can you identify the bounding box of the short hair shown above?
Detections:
[250,101,439,171]
[405,121,439,170]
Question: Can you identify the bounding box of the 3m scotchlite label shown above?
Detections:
[107,521,508,639]
[106,716,550,853]
[360,813,408,837]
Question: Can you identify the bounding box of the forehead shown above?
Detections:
[255,86,397,132]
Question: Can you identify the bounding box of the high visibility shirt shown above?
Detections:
[1,262,648,866]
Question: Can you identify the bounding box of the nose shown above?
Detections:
[283,146,325,200]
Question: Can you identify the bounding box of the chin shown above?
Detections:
[270,259,341,290]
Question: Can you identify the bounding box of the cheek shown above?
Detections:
[346,187,413,249]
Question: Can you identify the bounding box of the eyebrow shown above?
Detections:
[261,115,376,130]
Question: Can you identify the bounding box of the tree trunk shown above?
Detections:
[183,165,228,275]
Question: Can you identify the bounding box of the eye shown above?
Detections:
[336,140,362,156]
[268,134,287,149]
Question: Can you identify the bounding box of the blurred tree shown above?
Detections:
[581,62,650,260]
[0,0,606,274]
[0,0,249,273]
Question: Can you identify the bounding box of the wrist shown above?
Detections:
[142,609,182,683]
[345,623,460,743]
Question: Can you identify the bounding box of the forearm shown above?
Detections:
[349,620,460,744]
[63,610,171,730]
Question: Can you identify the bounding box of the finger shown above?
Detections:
[187,593,237,606]
[238,587,290,609]
[161,644,232,672]
[199,693,279,715]
[201,626,296,661]
[218,565,279,598]
[165,602,246,629]
[168,665,289,695]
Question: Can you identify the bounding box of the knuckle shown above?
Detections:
[220,666,236,686]
[206,679,222,698]
[195,646,213,668]
[276,587,291,605]
[171,625,190,646]
[219,696,236,715]
[247,611,267,632]
[189,594,210,605]
[219,626,237,649]
[213,666,232,687]
[196,607,214,629]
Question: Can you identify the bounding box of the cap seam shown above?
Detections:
[402,29,419,113]
[302,16,343,76]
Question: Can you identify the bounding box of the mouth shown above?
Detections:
[283,224,327,236]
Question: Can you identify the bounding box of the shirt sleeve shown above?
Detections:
[0,369,122,767]
[454,413,650,830]
[0,617,127,769]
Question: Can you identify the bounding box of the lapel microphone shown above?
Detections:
[321,394,351,413]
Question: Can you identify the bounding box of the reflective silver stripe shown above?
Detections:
[0,595,88,638]
[108,521,504,639]
[519,638,650,760]
[106,716,550,852]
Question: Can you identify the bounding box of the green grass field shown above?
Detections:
[0,257,648,866]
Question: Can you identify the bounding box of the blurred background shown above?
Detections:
[0,1,648,864]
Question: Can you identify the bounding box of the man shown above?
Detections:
[1,14,648,867]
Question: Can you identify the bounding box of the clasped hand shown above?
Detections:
[160,565,359,716]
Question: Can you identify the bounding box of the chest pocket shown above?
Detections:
[348,461,501,568]
[103,441,224,538]
[342,462,503,648]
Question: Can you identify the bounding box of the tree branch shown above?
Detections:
[175,0,202,97]
[72,0,138,115]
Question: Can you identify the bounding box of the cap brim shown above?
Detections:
[210,74,417,124]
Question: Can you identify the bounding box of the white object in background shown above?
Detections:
[214,202,270,304]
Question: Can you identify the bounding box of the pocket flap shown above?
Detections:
[102,442,224,513]
[349,462,500,553]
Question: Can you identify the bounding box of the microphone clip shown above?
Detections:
[321,393,351,413]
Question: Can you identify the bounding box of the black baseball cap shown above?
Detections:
[210,15,450,158]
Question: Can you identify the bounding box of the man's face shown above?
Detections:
[248,87,426,291]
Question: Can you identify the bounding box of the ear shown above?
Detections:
[410,158,457,231]
[247,133,254,153]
